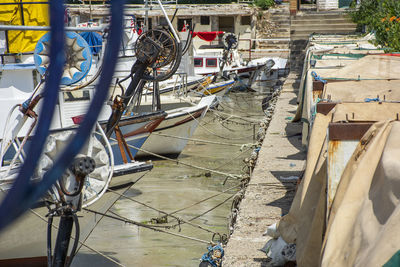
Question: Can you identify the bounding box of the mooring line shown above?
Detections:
[84,208,212,245]
[168,184,242,216]
[107,186,239,234]
[108,137,241,179]
[210,108,263,122]
[185,111,255,140]
[29,209,126,267]
[151,132,244,147]
[217,100,263,116]
[187,194,235,222]
[213,145,255,171]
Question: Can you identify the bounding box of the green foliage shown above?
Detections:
[351,0,400,51]
[254,0,275,10]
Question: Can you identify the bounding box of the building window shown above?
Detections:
[159,17,168,26]
[241,16,251,25]
[200,16,210,25]
[137,18,152,30]
[206,58,218,67]
[194,58,203,67]
[177,18,192,32]
[64,90,90,102]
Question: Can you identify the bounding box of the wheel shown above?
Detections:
[34,31,92,86]
[222,32,238,50]
[134,29,182,82]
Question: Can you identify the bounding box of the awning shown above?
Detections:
[191,31,224,42]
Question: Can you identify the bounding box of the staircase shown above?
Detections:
[254,3,291,59]
[289,10,357,71]
[291,11,357,40]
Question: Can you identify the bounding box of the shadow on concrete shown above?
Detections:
[289,97,298,106]
[277,150,306,161]
[265,170,304,216]
[285,122,304,151]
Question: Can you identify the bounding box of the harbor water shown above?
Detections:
[73,82,273,266]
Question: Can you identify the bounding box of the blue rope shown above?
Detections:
[311,71,327,84]
[365,97,380,102]
[0,0,125,232]
[201,244,224,267]
[0,0,65,231]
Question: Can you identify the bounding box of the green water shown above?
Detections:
[73,86,270,266]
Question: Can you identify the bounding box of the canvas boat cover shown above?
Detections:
[323,120,400,267]
[0,0,49,53]
[294,54,399,145]
[278,102,400,266]
[322,80,400,103]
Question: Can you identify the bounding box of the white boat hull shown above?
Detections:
[0,166,151,264]
[136,96,216,157]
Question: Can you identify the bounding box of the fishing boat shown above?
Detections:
[0,2,165,265]
[136,95,216,157]
[192,78,235,97]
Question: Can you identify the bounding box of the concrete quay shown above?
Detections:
[223,75,306,266]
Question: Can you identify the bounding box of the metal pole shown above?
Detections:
[145,0,149,31]
[0,25,106,31]
[52,210,74,267]
[157,0,180,43]
[89,0,93,21]
[249,39,251,61]
[19,0,25,26]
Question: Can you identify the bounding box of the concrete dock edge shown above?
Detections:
[223,75,306,266]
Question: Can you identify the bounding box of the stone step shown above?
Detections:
[291,27,357,36]
[271,14,291,19]
[266,32,291,38]
[272,17,291,23]
[269,8,291,14]
[291,19,353,26]
[291,23,357,31]
[292,12,351,20]
[244,50,290,59]
[259,44,290,50]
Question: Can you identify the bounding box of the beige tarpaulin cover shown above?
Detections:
[322,80,400,102]
[332,102,400,122]
[294,55,400,145]
[278,111,332,267]
[314,59,350,68]
[279,103,400,267]
[321,121,400,267]
[315,55,400,80]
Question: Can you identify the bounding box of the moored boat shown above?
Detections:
[136,95,216,157]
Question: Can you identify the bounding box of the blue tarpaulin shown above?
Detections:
[79,32,102,54]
